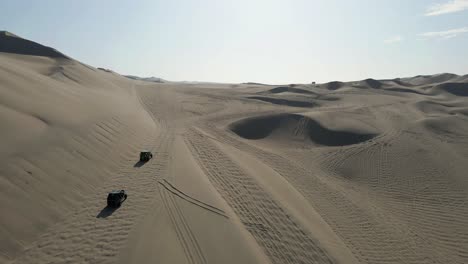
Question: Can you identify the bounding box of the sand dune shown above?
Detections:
[356,78,383,89]
[402,73,459,86]
[323,81,345,90]
[2,33,468,264]
[453,74,468,83]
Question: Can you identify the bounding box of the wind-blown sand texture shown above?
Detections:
[1,31,468,264]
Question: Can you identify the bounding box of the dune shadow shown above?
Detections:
[0,31,69,58]
[263,86,317,95]
[247,96,317,107]
[436,83,468,96]
[133,160,146,168]
[323,81,345,90]
[96,206,118,218]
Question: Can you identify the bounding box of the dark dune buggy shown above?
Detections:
[107,190,127,207]
[139,150,153,162]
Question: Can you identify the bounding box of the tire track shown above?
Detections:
[159,180,228,218]
[185,128,335,264]
[159,182,207,264]
[197,121,455,263]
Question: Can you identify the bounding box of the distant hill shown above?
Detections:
[401,73,459,86]
[319,73,466,91]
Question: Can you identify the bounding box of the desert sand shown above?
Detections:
[1,31,468,264]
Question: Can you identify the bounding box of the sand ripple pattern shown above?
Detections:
[11,89,174,263]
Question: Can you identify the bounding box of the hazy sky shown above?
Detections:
[2,0,468,83]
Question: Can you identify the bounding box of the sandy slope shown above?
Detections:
[1,32,468,264]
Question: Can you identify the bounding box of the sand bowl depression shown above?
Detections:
[229,113,378,146]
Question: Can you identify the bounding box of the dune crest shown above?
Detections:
[0,31,69,58]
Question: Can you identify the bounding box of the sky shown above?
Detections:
[1,0,468,83]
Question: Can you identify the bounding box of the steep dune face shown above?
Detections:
[433,83,468,97]
[0,31,69,58]
[0,35,156,261]
[229,113,377,146]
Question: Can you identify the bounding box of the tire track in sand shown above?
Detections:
[159,179,228,218]
[185,128,335,264]
[159,181,207,264]
[199,120,461,263]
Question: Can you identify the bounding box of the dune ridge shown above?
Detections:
[262,86,317,95]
